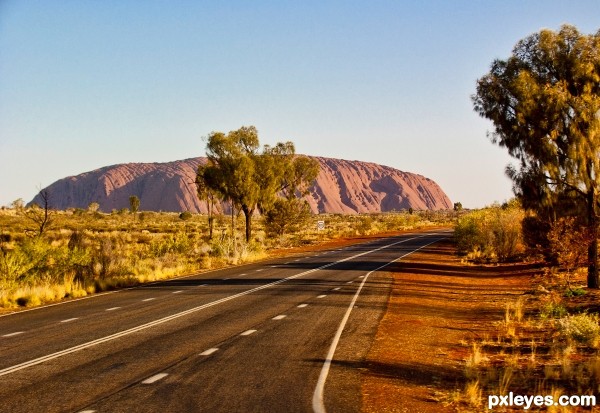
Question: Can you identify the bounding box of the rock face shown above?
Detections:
[30,157,452,213]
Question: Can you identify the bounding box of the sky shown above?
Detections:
[1,1,599,209]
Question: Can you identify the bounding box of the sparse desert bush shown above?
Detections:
[454,203,525,262]
[558,313,600,347]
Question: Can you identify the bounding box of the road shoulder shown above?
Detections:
[361,239,534,412]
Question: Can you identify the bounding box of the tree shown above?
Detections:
[129,195,140,214]
[198,126,320,243]
[472,25,600,287]
[195,164,219,240]
[24,189,53,237]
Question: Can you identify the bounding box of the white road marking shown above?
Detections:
[312,236,446,413]
[222,278,230,281]
[60,318,78,323]
[239,273,247,276]
[255,269,263,272]
[240,329,257,336]
[346,281,353,284]
[3,332,24,337]
[79,410,96,413]
[0,234,442,378]
[294,259,301,262]
[200,348,219,356]
[317,295,327,299]
[272,315,286,320]
[172,291,183,294]
[106,307,121,311]
[358,275,365,278]
[142,298,155,302]
[333,288,341,291]
[297,304,308,308]
[142,373,168,384]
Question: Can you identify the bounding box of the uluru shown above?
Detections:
[30,156,452,213]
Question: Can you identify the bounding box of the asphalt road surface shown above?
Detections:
[0,230,449,413]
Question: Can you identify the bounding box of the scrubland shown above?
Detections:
[0,206,450,310]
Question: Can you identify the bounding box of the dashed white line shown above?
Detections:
[142,298,156,302]
[297,304,308,308]
[358,275,365,278]
[172,291,183,294]
[105,307,121,311]
[79,410,96,413]
[317,295,327,299]
[222,278,231,281]
[346,281,353,284]
[240,329,257,336]
[333,288,341,291]
[272,315,287,320]
[60,318,78,323]
[200,348,219,356]
[3,332,24,337]
[255,269,263,272]
[142,373,168,384]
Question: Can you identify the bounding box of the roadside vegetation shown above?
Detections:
[0,204,451,310]
[448,24,600,411]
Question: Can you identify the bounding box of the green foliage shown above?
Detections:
[473,24,600,287]
[558,313,600,346]
[199,126,320,242]
[540,302,568,319]
[179,211,193,221]
[129,195,140,214]
[454,204,525,262]
[264,198,311,237]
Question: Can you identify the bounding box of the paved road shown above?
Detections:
[0,230,449,413]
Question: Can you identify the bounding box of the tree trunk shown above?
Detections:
[587,189,599,288]
[242,204,252,243]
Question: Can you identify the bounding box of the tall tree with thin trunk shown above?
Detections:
[472,25,600,287]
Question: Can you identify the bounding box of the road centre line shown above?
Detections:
[0,233,434,378]
[317,295,327,299]
[312,235,447,413]
[60,318,78,323]
[172,291,183,294]
[2,331,24,337]
[272,315,286,320]
[297,304,308,308]
[105,307,121,311]
[240,329,257,336]
[200,348,219,356]
[142,373,168,384]
[142,298,156,302]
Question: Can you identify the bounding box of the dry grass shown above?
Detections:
[0,207,453,310]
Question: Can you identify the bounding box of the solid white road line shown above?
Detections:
[105,307,121,311]
[312,235,446,413]
[3,332,24,337]
[60,318,78,323]
[0,233,436,378]
[240,329,257,336]
[272,315,286,320]
[200,348,219,356]
[142,373,168,384]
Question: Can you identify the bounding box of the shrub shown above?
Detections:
[179,211,193,221]
[454,204,524,262]
[558,313,600,347]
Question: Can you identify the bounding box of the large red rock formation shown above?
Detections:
[30,157,452,213]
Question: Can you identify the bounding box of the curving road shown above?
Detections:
[0,230,449,413]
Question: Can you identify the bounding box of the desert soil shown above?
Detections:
[361,238,538,413]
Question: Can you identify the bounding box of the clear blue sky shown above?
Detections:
[1,1,599,208]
